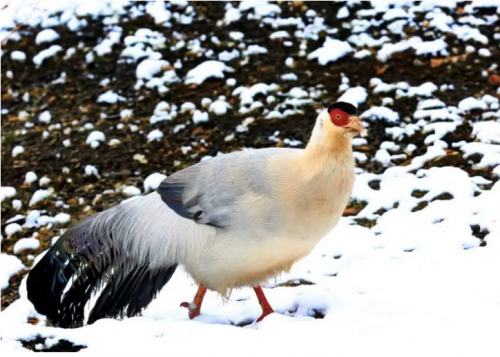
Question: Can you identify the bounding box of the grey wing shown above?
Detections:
[156,149,285,229]
[157,172,227,228]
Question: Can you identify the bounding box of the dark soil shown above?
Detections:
[20,336,86,352]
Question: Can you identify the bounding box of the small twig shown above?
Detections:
[1,0,40,47]
[1,23,23,46]
[1,0,13,11]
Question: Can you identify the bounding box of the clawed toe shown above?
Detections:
[180,301,201,319]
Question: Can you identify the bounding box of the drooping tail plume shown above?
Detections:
[27,194,178,328]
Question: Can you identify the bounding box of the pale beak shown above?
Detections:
[347,116,367,137]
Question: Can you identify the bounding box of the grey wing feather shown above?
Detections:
[157,149,293,229]
[157,177,214,225]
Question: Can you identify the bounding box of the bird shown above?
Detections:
[26,101,366,328]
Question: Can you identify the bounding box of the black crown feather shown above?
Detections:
[327,101,357,115]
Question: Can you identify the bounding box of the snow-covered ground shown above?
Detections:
[1,0,500,355]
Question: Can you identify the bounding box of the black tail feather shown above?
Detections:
[88,264,177,324]
[26,211,177,328]
[27,245,78,324]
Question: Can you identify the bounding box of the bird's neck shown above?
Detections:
[302,127,353,173]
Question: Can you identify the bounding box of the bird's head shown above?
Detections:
[320,101,367,138]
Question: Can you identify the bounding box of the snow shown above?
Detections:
[243,45,268,56]
[150,102,172,124]
[404,82,438,98]
[354,50,371,59]
[338,87,368,107]
[144,1,171,24]
[12,200,22,210]
[233,83,279,105]
[281,73,298,81]
[0,254,24,290]
[472,121,500,144]
[180,102,195,114]
[5,223,22,237]
[1,187,17,202]
[478,48,491,57]
[383,7,412,21]
[86,131,106,148]
[84,165,100,178]
[452,24,488,44]
[120,109,133,119]
[239,1,281,18]
[229,31,244,41]
[29,190,52,206]
[375,148,392,165]
[266,111,283,119]
[144,173,167,192]
[337,6,349,19]
[33,45,62,66]
[38,110,51,123]
[307,37,353,65]
[37,213,71,226]
[209,100,231,115]
[218,49,240,62]
[136,59,169,80]
[35,29,60,44]
[412,38,447,55]
[458,97,488,112]
[147,129,164,142]
[12,146,25,157]
[201,98,212,108]
[24,172,38,184]
[10,51,26,61]
[269,31,289,40]
[122,186,141,196]
[97,90,126,104]
[287,88,309,99]
[39,177,50,186]
[417,99,446,110]
[13,238,40,254]
[192,110,209,124]
[360,107,400,123]
[348,33,390,48]
[94,27,122,56]
[225,7,241,24]
[184,61,233,85]
[377,37,447,62]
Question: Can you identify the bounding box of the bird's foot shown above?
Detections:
[256,307,274,322]
[181,285,207,319]
[180,301,201,319]
[253,285,274,322]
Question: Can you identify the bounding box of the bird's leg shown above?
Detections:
[253,285,274,321]
[180,284,207,319]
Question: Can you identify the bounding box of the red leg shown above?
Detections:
[254,285,274,321]
[180,285,207,319]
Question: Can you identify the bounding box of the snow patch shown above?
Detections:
[308,37,353,65]
[144,173,167,192]
[185,61,233,85]
[29,190,52,206]
[0,254,24,290]
[35,29,60,44]
[361,107,400,123]
[97,90,126,104]
[13,238,40,254]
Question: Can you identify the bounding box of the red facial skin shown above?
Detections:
[329,109,350,127]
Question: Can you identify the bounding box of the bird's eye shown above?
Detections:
[330,109,349,127]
